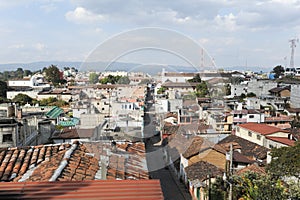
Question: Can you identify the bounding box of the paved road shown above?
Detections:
[144,89,192,200]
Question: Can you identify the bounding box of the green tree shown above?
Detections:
[0,81,8,98]
[237,173,287,200]
[23,70,32,77]
[44,65,65,86]
[225,84,231,95]
[99,75,126,84]
[187,74,201,83]
[12,94,34,105]
[39,97,68,107]
[247,92,256,97]
[89,72,99,84]
[157,86,167,94]
[16,67,24,79]
[267,142,300,180]
[211,172,287,200]
[272,65,285,78]
[195,81,208,97]
[118,76,130,84]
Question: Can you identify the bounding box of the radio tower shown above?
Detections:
[289,38,299,68]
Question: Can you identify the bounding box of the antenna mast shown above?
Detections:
[289,38,299,68]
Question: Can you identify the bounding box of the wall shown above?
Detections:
[291,85,300,108]
[0,125,18,148]
[266,139,288,148]
[236,126,265,146]
[7,91,39,100]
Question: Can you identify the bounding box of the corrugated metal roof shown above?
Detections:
[0,179,164,200]
[46,106,64,119]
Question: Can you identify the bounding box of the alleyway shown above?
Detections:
[144,88,192,200]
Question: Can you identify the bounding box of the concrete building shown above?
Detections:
[231,79,277,97]
[291,84,300,108]
[236,123,295,148]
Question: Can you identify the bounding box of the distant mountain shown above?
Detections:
[222,65,272,73]
[0,61,199,75]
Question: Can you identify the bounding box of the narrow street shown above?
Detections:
[144,88,192,200]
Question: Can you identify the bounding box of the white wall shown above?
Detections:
[291,85,300,108]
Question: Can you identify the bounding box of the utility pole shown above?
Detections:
[229,143,233,200]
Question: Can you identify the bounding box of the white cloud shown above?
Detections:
[65,7,106,24]
[34,43,46,51]
[8,44,25,49]
[40,4,57,13]
[214,13,238,31]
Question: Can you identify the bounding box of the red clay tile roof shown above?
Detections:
[266,136,295,146]
[182,136,217,159]
[51,128,94,139]
[287,108,300,113]
[269,86,290,93]
[236,163,266,175]
[264,116,293,122]
[233,151,254,164]
[0,179,164,200]
[185,161,224,182]
[238,123,289,135]
[218,135,269,160]
[0,141,149,182]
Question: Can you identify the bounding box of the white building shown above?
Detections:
[290,84,300,108]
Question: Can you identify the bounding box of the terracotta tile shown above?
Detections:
[30,148,40,165]
[37,147,45,164]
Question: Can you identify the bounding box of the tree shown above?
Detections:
[157,86,167,94]
[195,81,209,97]
[247,92,256,97]
[39,97,68,107]
[188,74,201,83]
[99,75,130,84]
[118,76,130,84]
[267,142,300,180]
[16,68,24,79]
[23,70,32,77]
[211,172,287,200]
[272,65,285,78]
[89,72,99,84]
[225,84,231,95]
[237,172,287,200]
[12,94,34,105]
[44,65,65,86]
[0,81,8,98]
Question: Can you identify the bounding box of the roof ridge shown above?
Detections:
[49,141,79,181]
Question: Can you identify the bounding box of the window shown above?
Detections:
[248,131,252,137]
[269,144,274,148]
[249,115,254,118]
[236,127,240,132]
[257,135,261,140]
[3,134,12,143]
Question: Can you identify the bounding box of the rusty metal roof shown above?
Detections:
[0,179,164,200]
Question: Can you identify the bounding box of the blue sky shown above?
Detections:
[1,0,300,70]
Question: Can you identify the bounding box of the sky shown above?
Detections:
[1,0,300,71]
